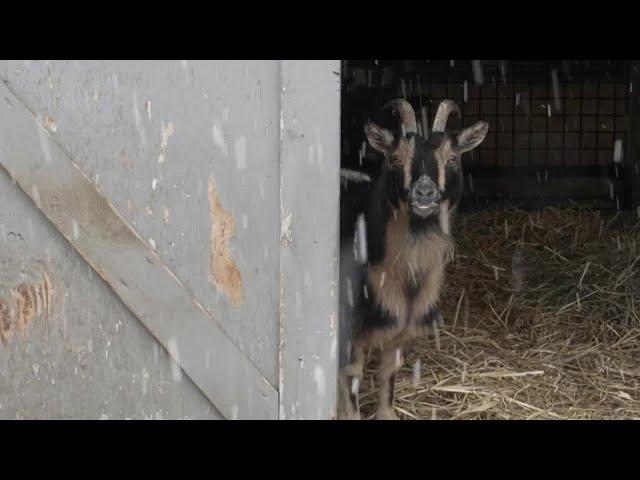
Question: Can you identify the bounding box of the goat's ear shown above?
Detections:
[364,121,395,155]
[454,121,489,153]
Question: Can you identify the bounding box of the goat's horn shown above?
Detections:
[382,99,417,136]
[432,99,460,133]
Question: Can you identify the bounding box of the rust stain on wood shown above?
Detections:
[208,176,243,308]
[43,115,58,133]
[0,269,55,345]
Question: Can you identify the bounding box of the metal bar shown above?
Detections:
[462,177,623,199]
[478,75,483,166]
[561,75,566,167]
[545,69,550,168]
[528,81,533,167]
[495,76,499,167]
[625,60,638,209]
[613,78,618,168]
[428,69,433,135]
[579,81,584,166]
[464,165,617,178]
[512,78,517,167]
[595,80,600,164]
[474,113,627,118]
[345,61,629,83]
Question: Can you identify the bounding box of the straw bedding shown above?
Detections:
[357,206,640,419]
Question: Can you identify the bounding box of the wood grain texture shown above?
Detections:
[0,80,277,419]
[0,206,221,420]
[0,61,282,389]
[279,61,341,419]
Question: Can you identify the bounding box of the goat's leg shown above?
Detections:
[376,344,405,420]
[338,333,368,420]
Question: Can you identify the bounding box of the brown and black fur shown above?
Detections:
[339,99,488,420]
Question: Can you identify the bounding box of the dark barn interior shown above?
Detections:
[339,60,640,420]
[341,60,638,217]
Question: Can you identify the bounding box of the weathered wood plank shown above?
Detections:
[0,196,222,420]
[0,61,282,390]
[0,81,278,420]
[279,61,341,419]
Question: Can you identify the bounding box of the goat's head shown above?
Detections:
[364,98,488,219]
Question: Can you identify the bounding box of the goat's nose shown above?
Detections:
[413,176,439,203]
[417,182,435,198]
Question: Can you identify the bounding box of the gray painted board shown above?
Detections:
[0,61,281,389]
[0,80,277,419]
[0,185,222,419]
[279,60,341,419]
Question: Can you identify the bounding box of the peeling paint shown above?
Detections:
[158,121,175,164]
[208,177,243,308]
[132,90,147,148]
[212,122,228,157]
[0,270,55,345]
[280,208,292,247]
[43,115,57,133]
[329,312,337,331]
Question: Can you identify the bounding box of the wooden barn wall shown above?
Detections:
[279,61,341,419]
[0,60,340,419]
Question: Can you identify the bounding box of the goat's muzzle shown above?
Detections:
[408,175,441,218]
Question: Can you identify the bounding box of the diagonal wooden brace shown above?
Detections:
[0,81,278,420]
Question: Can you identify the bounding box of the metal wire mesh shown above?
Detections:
[341,60,634,209]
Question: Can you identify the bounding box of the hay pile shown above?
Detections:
[358,206,640,419]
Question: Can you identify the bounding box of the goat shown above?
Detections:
[338,98,488,420]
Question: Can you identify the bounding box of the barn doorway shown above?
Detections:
[339,60,639,420]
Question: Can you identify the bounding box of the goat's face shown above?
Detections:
[365,99,488,219]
